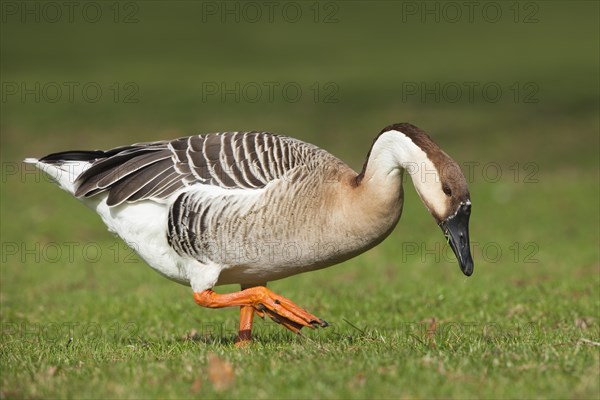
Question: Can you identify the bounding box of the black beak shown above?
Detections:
[440,203,474,276]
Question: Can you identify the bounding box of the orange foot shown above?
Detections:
[193,286,328,343]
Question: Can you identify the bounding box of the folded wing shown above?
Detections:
[66,131,309,206]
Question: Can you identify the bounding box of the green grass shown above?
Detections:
[1,1,599,399]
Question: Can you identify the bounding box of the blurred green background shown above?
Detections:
[1,1,599,398]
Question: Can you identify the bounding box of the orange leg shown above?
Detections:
[236,305,255,345]
[193,286,328,341]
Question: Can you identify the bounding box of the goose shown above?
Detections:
[24,122,474,344]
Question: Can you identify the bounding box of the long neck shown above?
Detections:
[358,130,438,192]
[348,130,443,229]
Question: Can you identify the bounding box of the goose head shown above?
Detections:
[369,123,474,276]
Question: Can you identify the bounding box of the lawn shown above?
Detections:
[1,1,599,399]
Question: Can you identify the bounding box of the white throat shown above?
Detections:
[365,130,447,217]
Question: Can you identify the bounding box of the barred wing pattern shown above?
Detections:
[73,132,316,206]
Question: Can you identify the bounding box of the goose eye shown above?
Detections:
[442,184,452,197]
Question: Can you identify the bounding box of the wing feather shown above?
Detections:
[128,165,178,201]
[70,131,317,205]
[75,147,161,196]
[105,158,173,206]
[97,150,172,189]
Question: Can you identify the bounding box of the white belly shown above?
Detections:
[85,194,357,289]
[90,195,193,285]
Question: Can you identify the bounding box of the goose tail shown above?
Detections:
[23,151,104,195]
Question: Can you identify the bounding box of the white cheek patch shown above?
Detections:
[407,156,448,218]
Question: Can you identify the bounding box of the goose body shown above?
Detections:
[26,123,474,342]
